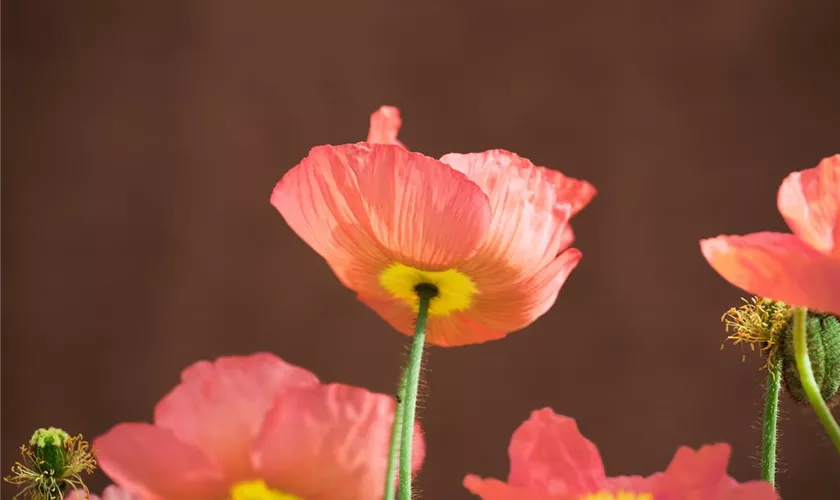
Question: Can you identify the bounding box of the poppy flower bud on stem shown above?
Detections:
[788,307,840,455]
[780,311,840,407]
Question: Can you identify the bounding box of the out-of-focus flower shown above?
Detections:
[66,485,138,500]
[464,408,777,500]
[701,155,840,316]
[93,353,424,500]
[272,106,596,346]
[4,427,97,500]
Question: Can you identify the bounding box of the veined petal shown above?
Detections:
[701,232,840,315]
[441,150,595,271]
[507,409,606,495]
[274,144,491,273]
[355,144,492,269]
[272,145,390,289]
[366,106,405,147]
[94,424,225,500]
[778,155,840,257]
[252,383,424,500]
[153,353,320,482]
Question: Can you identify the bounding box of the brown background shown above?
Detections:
[3,1,840,498]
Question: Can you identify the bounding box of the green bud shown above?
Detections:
[30,428,69,477]
[780,312,840,407]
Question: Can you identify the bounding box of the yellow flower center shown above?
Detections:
[579,492,652,500]
[228,480,302,500]
[378,263,476,317]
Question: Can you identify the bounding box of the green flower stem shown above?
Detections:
[760,364,781,486]
[398,293,432,500]
[792,307,840,455]
[383,373,407,500]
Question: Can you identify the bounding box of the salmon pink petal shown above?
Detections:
[441,150,595,271]
[94,423,225,500]
[701,232,840,315]
[457,247,583,343]
[357,294,507,346]
[354,144,492,269]
[507,408,606,495]
[274,144,491,274]
[153,353,320,482]
[463,476,552,500]
[252,383,424,500]
[778,155,840,257]
[272,145,391,290]
[66,486,141,500]
[654,444,778,498]
[366,105,405,147]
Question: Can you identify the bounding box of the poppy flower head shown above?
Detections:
[93,353,424,500]
[273,107,596,346]
[701,154,840,315]
[464,408,777,500]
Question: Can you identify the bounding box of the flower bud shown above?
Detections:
[780,312,840,408]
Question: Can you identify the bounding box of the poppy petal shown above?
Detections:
[460,247,583,341]
[441,150,594,271]
[272,145,391,289]
[274,144,491,274]
[463,476,552,500]
[367,106,405,147]
[778,154,840,257]
[153,353,320,482]
[701,232,840,315]
[507,409,606,495]
[354,144,492,269]
[252,383,424,500]
[94,424,225,500]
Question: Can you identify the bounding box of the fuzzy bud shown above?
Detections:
[780,312,840,407]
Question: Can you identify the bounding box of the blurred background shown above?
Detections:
[3,1,840,498]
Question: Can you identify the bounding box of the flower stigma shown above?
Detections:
[379,263,476,316]
[722,296,791,375]
[228,480,302,500]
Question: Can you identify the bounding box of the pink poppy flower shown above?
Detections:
[464,408,777,500]
[701,155,840,315]
[93,353,424,500]
[66,485,139,500]
[271,106,596,346]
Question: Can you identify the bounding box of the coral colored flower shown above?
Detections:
[272,106,596,346]
[93,353,424,500]
[67,485,139,500]
[464,408,777,500]
[701,155,840,315]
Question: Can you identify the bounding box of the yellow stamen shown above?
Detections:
[379,263,476,317]
[721,296,791,376]
[228,480,301,500]
[579,491,653,500]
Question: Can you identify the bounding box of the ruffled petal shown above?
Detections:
[441,150,595,272]
[778,155,840,257]
[274,144,492,275]
[366,106,405,147]
[94,423,225,500]
[652,443,777,499]
[701,232,840,315]
[153,353,320,482]
[66,486,141,500]
[354,144,492,269]
[252,383,424,500]
[507,409,607,495]
[463,476,553,500]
